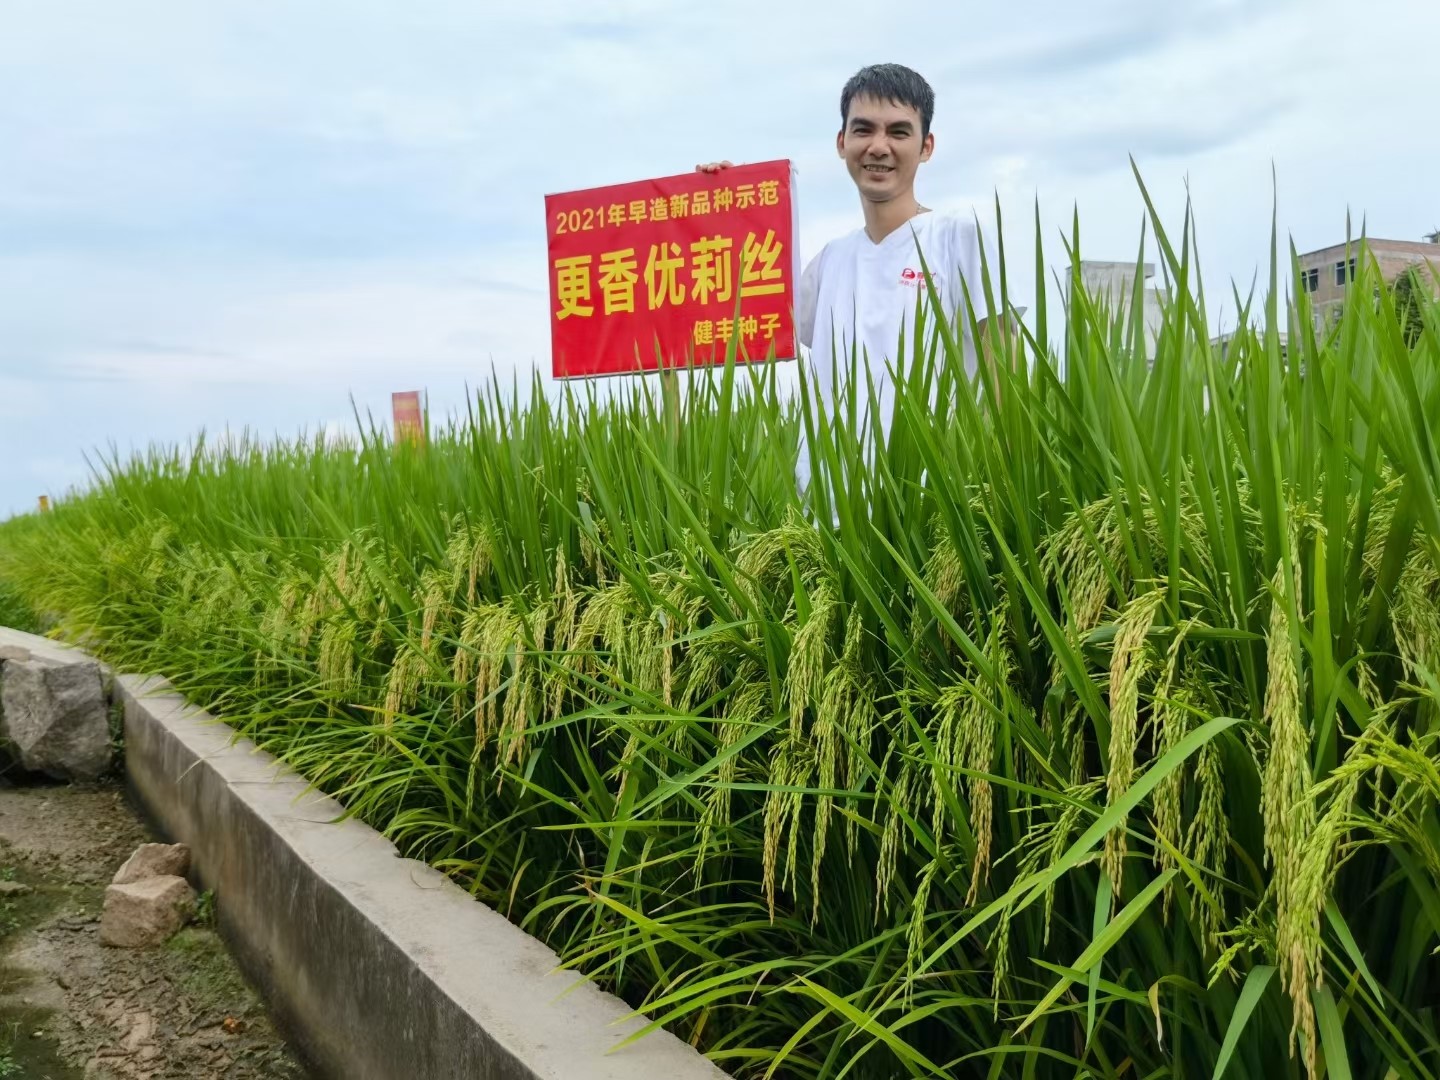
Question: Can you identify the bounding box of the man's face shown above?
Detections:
[836,94,933,203]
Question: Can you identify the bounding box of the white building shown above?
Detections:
[1067,260,1167,356]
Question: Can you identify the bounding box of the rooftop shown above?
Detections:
[1300,236,1440,261]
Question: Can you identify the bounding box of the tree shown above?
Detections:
[1390,264,1429,349]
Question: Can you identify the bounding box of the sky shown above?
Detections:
[2,0,1438,518]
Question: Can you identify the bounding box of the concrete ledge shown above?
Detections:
[117,673,729,1080]
[0,625,99,667]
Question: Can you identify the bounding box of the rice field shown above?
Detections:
[2,188,1439,1078]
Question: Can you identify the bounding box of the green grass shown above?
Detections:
[164,927,258,1011]
[1,175,1438,1078]
[0,579,40,635]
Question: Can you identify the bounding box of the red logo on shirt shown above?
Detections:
[899,267,933,287]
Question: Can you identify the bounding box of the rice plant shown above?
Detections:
[1,172,1438,1078]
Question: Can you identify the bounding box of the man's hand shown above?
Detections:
[976,313,1019,411]
[695,160,734,174]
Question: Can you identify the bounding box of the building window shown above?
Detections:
[1335,256,1357,286]
[1301,267,1319,293]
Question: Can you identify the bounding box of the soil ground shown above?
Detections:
[0,774,312,1079]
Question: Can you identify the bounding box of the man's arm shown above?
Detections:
[973,310,1022,411]
[951,218,1015,407]
[797,252,822,350]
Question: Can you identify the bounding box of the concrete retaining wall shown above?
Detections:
[0,625,108,669]
[116,672,729,1080]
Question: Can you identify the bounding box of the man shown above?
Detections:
[699,62,996,497]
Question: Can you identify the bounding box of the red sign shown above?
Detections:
[392,390,423,444]
[545,159,799,379]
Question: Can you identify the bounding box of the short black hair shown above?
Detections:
[840,64,935,138]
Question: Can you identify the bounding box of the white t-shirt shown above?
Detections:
[794,208,992,492]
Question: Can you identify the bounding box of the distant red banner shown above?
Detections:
[392,390,423,444]
[545,159,799,379]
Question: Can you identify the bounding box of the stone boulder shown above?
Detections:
[0,647,112,781]
[99,876,196,948]
[112,843,190,885]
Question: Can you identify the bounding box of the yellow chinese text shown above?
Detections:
[740,230,785,297]
[644,242,686,310]
[554,255,594,319]
[598,248,639,315]
[690,235,734,304]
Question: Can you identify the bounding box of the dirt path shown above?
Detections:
[0,776,311,1079]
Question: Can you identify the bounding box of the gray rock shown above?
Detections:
[0,880,31,896]
[0,655,112,780]
[112,843,191,885]
[99,876,195,948]
[0,645,31,662]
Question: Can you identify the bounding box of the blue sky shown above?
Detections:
[3,0,1438,517]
